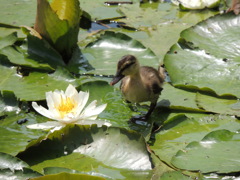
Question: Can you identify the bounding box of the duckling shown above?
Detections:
[110,55,165,121]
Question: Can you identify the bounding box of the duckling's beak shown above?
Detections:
[110,72,124,86]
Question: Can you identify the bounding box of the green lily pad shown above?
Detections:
[36,154,152,180]
[171,129,240,173]
[196,93,240,116]
[0,112,47,156]
[0,152,42,180]
[43,166,109,179]
[0,152,28,171]
[150,113,240,167]
[119,2,217,28]
[181,13,240,60]
[0,32,18,49]
[159,83,205,112]
[82,31,159,75]
[116,2,216,61]
[160,171,192,180]
[18,125,152,171]
[30,172,105,180]
[0,30,66,70]
[0,91,19,116]
[0,168,42,180]
[164,13,240,97]
[0,0,36,27]
[164,43,240,97]
[0,65,79,101]
[0,46,53,70]
[79,0,128,20]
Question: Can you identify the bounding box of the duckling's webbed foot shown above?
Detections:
[130,115,147,123]
[130,102,157,123]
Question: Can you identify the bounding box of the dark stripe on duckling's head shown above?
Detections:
[118,55,137,74]
[110,55,138,86]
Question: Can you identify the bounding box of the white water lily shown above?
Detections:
[172,0,220,10]
[27,84,110,131]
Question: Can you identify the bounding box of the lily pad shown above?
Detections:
[150,113,240,166]
[0,152,42,180]
[0,30,65,70]
[82,31,159,75]
[164,13,240,97]
[118,3,217,29]
[0,66,79,101]
[171,129,240,173]
[164,43,240,97]
[43,167,110,179]
[196,93,240,116]
[0,112,47,155]
[79,0,128,20]
[116,2,217,61]
[0,91,19,116]
[159,83,205,112]
[181,13,240,60]
[18,125,152,171]
[30,172,105,180]
[0,168,42,180]
[0,0,36,27]
[0,152,28,171]
[0,32,18,49]
[160,171,192,180]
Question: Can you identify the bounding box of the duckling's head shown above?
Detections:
[110,55,140,86]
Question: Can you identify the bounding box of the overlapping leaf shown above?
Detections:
[150,113,240,167]
[164,13,240,98]
[0,152,42,180]
[17,124,153,179]
[171,129,240,173]
[0,66,79,101]
[82,31,159,75]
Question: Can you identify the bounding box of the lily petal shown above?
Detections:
[76,120,111,127]
[81,101,107,119]
[65,84,78,97]
[32,102,55,120]
[74,91,89,117]
[27,121,62,130]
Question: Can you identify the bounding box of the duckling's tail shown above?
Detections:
[158,65,166,84]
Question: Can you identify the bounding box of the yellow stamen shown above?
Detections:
[57,96,75,118]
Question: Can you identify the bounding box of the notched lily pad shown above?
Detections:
[150,113,240,167]
[171,129,240,173]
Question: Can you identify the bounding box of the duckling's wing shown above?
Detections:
[152,83,163,94]
[141,66,163,95]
